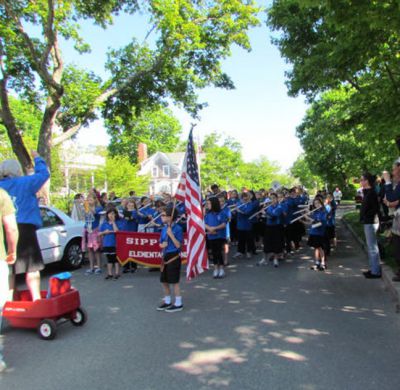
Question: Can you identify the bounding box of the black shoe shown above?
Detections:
[319,264,326,271]
[157,302,172,311]
[113,275,120,280]
[364,271,381,279]
[165,305,183,313]
[392,275,400,282]
[105,275,113,280]
[122,268,130,274]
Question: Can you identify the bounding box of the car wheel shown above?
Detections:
[62,239,83,270]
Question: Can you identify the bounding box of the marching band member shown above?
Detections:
[157,205,184,312]
[324,194,337,254]
[205,197,229,279]
[137,196,156,232]
[234,191,258,259]
[227,190,240,245]
[306,196,328,271]
[259,193,285,267]
[218,194,232,266]
[121,199,139,273]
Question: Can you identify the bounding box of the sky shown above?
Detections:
[69,4,308,172]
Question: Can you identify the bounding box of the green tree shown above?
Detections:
[200,132,244,189]
[290,154,323,192]
[107,106,182,164]
[102,155,149,197]
[296,87,399,188]
[200,132,294,190]
[267,0,400,142]
[0,0,261,170]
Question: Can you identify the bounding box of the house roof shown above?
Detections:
[138,150,206,176]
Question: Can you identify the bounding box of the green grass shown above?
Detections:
[343,211,397,271]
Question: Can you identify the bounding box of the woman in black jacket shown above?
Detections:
[360,172,381,278]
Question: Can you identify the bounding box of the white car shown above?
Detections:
[37,206,84,269]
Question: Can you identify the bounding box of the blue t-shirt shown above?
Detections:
[122,210,138,232]
[160,224,184,254]
[220,205,232,239]
[205,210,229,240]
[265,203,285,226]
[0,156,50,227]
[137,205,156,224]
[100,220,124,247]
[236,201,259,231]
[84,206,104,230]
[152,212,164,233]
[309,209,327,236]
[325,204,336,227]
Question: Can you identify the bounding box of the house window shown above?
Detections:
[162,165,170,177]
[152,167,158,177]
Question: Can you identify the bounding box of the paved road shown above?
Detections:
[1,210,399,390]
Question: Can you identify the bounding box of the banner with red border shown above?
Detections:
[116,231,188,267]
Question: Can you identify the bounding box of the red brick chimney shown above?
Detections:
[138,143,148,163]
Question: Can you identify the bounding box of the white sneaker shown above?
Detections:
[273,259,279,268]
[257,258,267,266]
[246,253,252,259]
[233,252,243,258]
[218,268,225,278]
[213,269,219,278]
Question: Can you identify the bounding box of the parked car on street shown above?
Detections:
[37,206,84,269]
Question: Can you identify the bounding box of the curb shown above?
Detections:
[341,218,400,312]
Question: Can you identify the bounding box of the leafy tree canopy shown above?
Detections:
[106,105,182,164]
[0,0,261,170]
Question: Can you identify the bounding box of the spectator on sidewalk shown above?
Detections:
[383,161,400,281]
[360,173,381,279]
[333,187,343,205]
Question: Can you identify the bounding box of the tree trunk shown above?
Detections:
[0,78,32,171]
[38,94,62,168]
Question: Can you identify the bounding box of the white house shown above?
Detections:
[138,151,185,195]
[137,144,204,195]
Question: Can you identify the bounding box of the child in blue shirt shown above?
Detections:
[137,197,156,232]
[205,197,228,279]
[261,193,285,268]
[306,197,328,271]
[218,195,232,267]
[122,199,139,274]
[157,205,184,313]
[99,209,124,280]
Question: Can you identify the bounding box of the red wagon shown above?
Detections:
[2,288,87,340]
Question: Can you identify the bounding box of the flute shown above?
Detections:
[230,201,249,213]
[249,202,272,219]
[290,205,323,224]
[142,213,162,229]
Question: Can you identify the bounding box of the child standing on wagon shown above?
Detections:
[157,205,184,313]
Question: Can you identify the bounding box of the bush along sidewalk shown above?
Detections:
[342,210,400,311]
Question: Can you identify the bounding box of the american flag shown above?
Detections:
[175,129,208,280]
